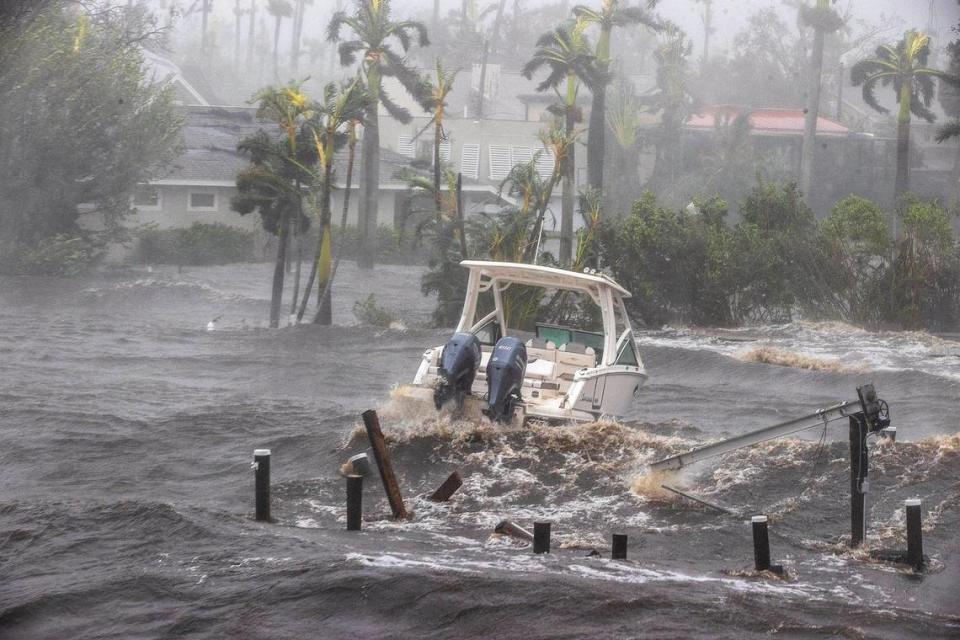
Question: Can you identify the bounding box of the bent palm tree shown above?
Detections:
[296,77,371,325]
[851,30,958,199]
[327,0,433,268]
[267,0,293,81]
[522,19,598,266]
[573,0,660,191]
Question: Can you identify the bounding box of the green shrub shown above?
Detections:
[352,293,396,327]
[15,234,105,275]
[138,223,255,265]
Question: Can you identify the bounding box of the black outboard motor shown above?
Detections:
[434,332,481,410]
[484,337,526,423]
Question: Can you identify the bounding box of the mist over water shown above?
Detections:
[1,263,958,638]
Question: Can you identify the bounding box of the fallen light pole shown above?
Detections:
[253,448,271,522]
[650,385,890,547]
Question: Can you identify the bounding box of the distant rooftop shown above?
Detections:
[154,106,420,186]
[687,106,850,137]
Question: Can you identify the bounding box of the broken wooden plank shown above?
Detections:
[429,471,463,502]
[661,484,736,514]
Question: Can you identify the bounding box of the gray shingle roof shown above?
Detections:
[157,106,422,185]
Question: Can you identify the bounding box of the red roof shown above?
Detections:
[686,105,849,136]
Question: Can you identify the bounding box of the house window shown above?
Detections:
[188,191,217,211]
[132,185,162,210]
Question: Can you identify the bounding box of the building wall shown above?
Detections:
[130,184,260,231]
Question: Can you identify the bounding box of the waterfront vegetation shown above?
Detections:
[2,0,960,332]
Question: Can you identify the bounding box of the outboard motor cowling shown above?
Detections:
[434,332,481,410]
[484,337,526,423]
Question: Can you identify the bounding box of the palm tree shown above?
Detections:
[646,24,696,190]
[573,0,660,191]
[522,19,598,266]
[289,0,313,76]
[425,60,458,225]
[267,0,293,81]
[798,0,843,199]
[851,30,957,199]
[297,78,371,325]
[233,85,316,328]
[327,0,432,269]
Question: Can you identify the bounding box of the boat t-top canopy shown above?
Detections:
[460,260,631,299]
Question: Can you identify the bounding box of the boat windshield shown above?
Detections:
[471,284,606,359]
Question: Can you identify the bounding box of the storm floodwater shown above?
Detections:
[1,262,958,639]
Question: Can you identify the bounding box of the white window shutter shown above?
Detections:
[536,149,555,179]
[510,146,534,166]
[460,143,480,179]
[439,141,452,162]
[398,135,414,157]
[489,145,511,180]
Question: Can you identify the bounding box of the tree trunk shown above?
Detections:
[289,182,303,315]
[234,0,242,66]
[201,0,210,53]
[272,15,281,82]
[561,80,575,266]
[587,81,606,191]
[455,172,468,259]
[357,105,380,269]
[290,0,304,76]
[434,115,442,224]
[312,122,359,324]
[269,210,290,328]
[490,0,507,58]
[800,26,825,199]
[894,83,911,203]
[247,0,256,69]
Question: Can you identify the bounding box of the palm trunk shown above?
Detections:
[894,83,911,203]
[560,73,576,266]
[587,83,607,191]
[434,115,442,224]
[269,209,290,328]
[234,0,242,66]
[800,26,825,199]
[289,181,303,315]
[246,0,256,68]
[312,121,359,324]
[357,95,380,269]
[290,0,304,76]
[272,14,281,81]
[455,172,468,259]
[588,25,611,192]
[490,0,507,57]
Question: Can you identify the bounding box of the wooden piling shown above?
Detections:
[611,533,627,560]
[533,521,551,554]
[429,471,463,502]
[253,449,271,522]
[905,499,924,570]
[346,474,363,531]
[752,515,771,571]
[361,410,408,520]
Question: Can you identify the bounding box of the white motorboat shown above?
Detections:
[398,260,647,424]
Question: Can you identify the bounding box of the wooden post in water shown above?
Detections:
[611,533,627,560]
[361,410,408,520]
[429,471,463,502]
[346,474,363,531]
[533,521,551,554]
[752,515,771,571]
[253,448,271,522]
[905,499,924,570]
[495,520,534,542]
[849,414,869,546]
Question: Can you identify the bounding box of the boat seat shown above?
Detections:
[559,342,589,354]
[525,358,555,380]
[526,337,556,350]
